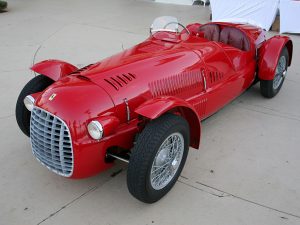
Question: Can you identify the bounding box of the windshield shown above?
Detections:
[150,16,179,34]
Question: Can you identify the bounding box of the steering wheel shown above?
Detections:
[163,21,190,35]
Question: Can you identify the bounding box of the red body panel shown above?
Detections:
[135,96,201,148]
[135,96,198,120]
[31,59,78,81]
[29,22,292,178]
[258,36,293,80]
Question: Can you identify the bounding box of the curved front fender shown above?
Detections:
[135,96,201,149]
[31,59,78,81]
[258,36,293,80]
[135,96,196,119]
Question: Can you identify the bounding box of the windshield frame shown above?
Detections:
[150,16,180,35]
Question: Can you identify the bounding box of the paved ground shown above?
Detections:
[1,0,300,224]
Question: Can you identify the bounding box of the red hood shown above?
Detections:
[78,38,201,102]
[35,76,115,142]
[81,38,188,75]
[60,37,205,123]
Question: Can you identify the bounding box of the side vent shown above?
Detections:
[209,71,224,84]
[149,70,203,98]
[104,73,136,90]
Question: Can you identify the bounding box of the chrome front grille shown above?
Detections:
[30,107,73,177]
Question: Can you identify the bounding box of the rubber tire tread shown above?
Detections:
[260,47,289,98]
[127,113,190,203]
[15,75,53,137]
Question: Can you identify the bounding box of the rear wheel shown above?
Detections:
[15,75,53,136]
[127,114,190,203]
[260,47,289,98]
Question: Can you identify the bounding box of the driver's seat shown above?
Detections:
[219,27,250,51]
[198,24,220,42]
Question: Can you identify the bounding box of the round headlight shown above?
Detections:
[24,95,35,111]
[87,121,103,140]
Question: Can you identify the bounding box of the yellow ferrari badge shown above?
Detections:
[49,93,57,101]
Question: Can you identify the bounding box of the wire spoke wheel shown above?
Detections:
[150,133,184,190]
[127,114,190,203]
[273,55,286,90]
[260,46,289,98]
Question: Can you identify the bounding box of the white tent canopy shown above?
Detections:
[155,0,194,5]
[280,0,300,33]
[210,0,279,31]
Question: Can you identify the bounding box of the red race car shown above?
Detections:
[16,16,293,203]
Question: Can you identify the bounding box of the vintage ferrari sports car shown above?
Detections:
[16,16,293,203]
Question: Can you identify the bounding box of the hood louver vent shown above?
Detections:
[104,73,136,90]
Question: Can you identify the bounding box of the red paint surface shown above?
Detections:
[31,59,78,81]
[258,36,293,80]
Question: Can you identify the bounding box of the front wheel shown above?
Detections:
[15,75,53,137]
[127,114,190,203]
[260,47,289,98]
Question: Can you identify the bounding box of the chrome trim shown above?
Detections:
[124,98,130,122]
[106,153,129,163]
[30,107,74,177]
[24,95,35,111]
[88,121,103,140]
[201,69,207,91]
[283,70,287,77]
[150,23,190,35]
[150,132,184,190]
[273,55,286,90]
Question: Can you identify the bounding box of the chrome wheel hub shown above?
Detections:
[150,132,184,190]
[171,158,179,168]
[273,56,287,90]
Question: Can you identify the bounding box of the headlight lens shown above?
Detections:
[87,121,103,140]
[24,95,35,111]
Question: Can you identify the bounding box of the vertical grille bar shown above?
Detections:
[59,123,66,175]
[30,107,73,177]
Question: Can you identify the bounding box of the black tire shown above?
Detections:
[15,75,53,137]
[260,47,289,98]
[127,114,190,203]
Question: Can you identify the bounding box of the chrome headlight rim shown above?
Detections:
[24,95,35,111]
[87,120,104,140]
